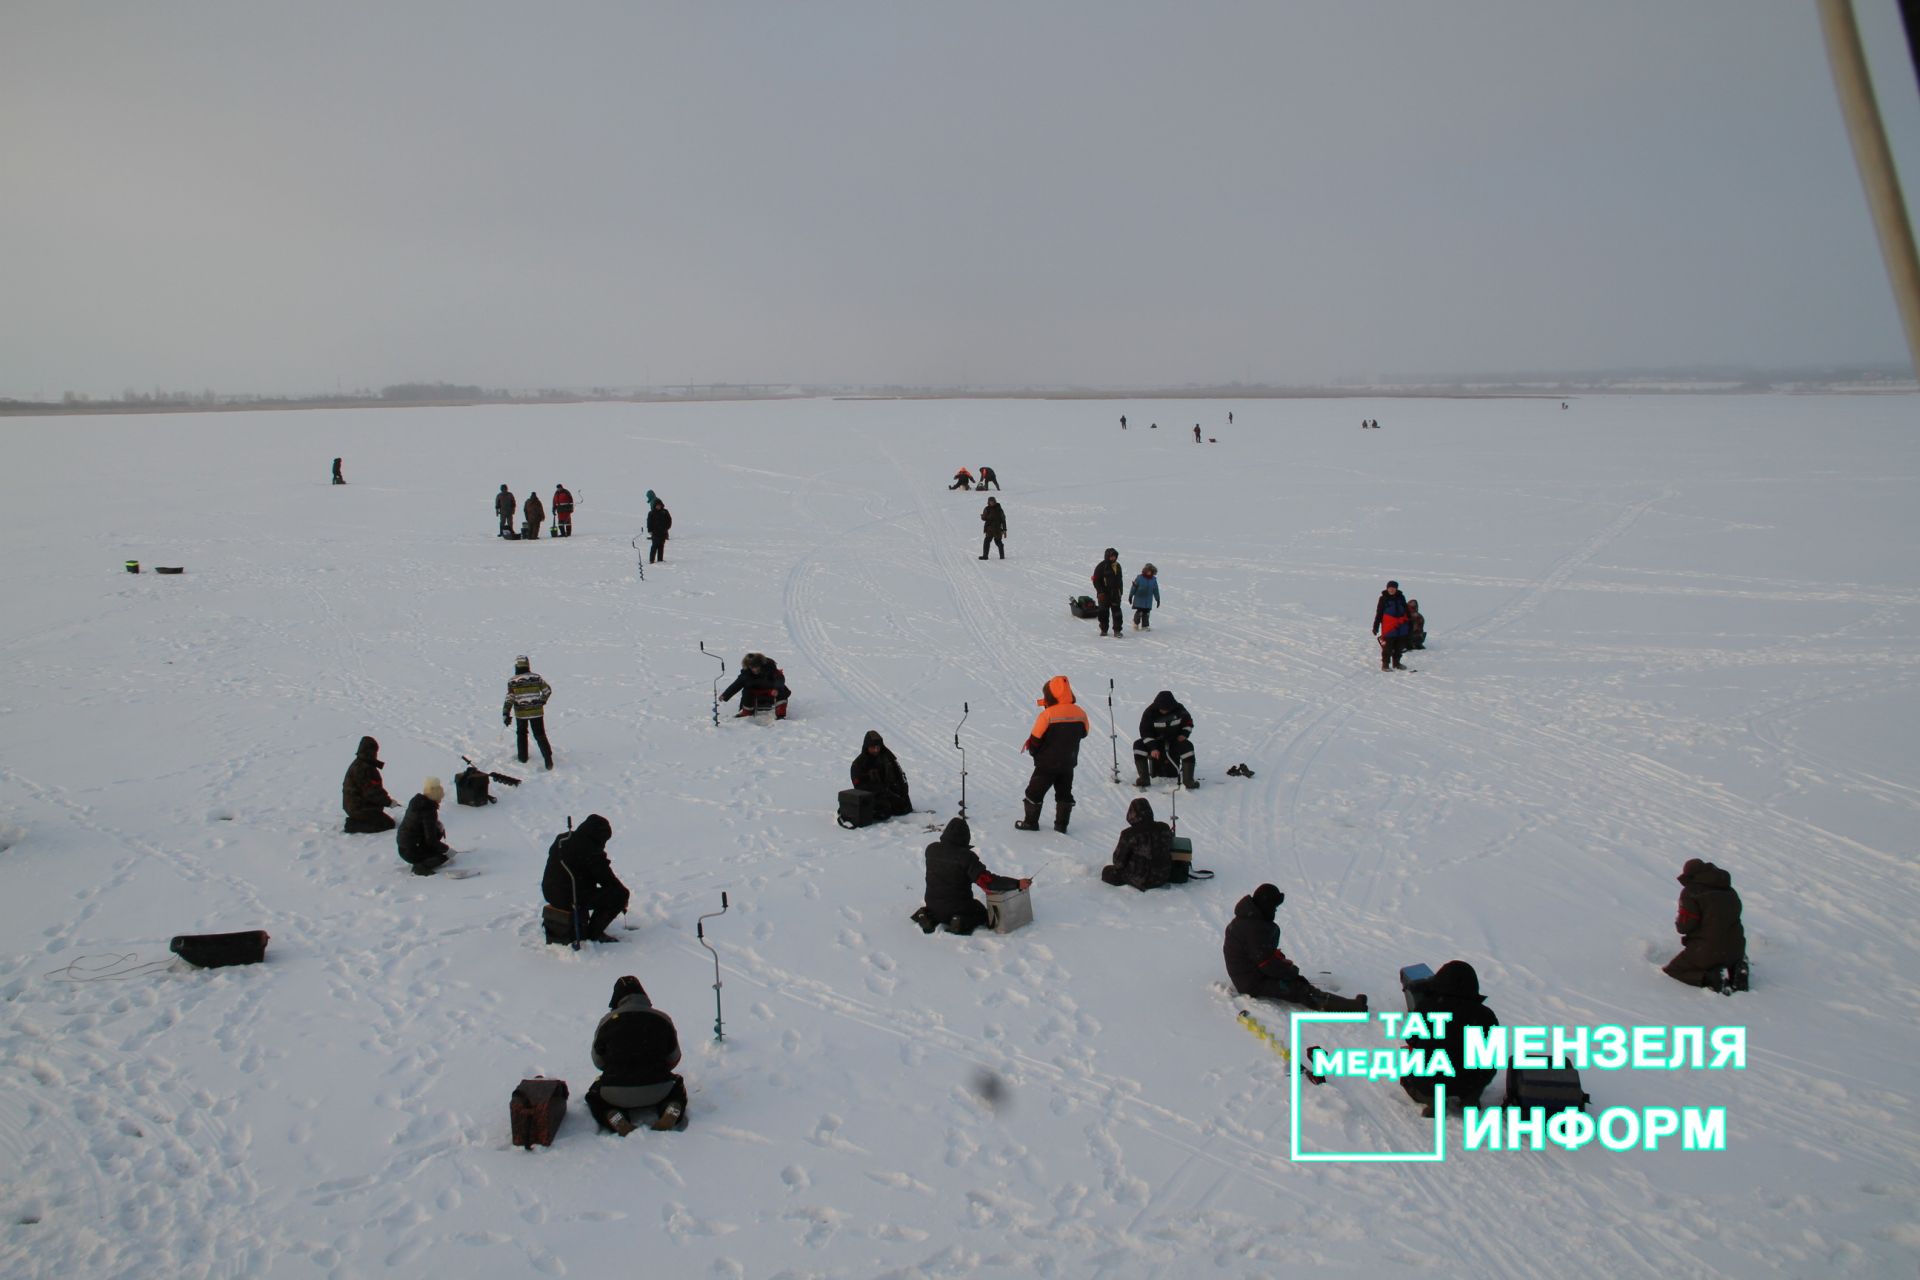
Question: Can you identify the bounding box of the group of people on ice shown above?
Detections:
[948,466,999,491]
[489,484,674,559]
[496,485,574,539]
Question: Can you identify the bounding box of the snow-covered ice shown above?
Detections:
[2,394,1917,1278]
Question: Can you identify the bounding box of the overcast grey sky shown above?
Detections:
[4,0,1918,395]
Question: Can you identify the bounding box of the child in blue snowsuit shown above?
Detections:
[1130,564,1160,631]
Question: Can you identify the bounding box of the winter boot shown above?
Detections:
[608,1111,635,1136]
[1014,800,1042,832]
[651,1098,685,1131]
[910,907,939,934]
[1134,759,1152,788]
[1180,756,1198,790]
[1380,647,1391,671]
[1053,802,1073,834]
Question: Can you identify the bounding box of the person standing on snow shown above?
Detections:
[522,489,545,541]
[979,497,1007,560]
[1222,883,1367,1012]
[503,655,555,768]
[1129,563,1160,631]
[331,457,345,485]
[1091,548,1125,637]
[646,499,672,563]
[1404,598,1426,650]
[552,484,574,537]
[1017,675,1089,832]
[1193,424,1202,443]
[1372,579,1411,670]
[495,485,516,537]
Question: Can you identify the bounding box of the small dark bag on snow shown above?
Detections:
[837,788,881,829]
[1503,1065,1590,1115]
[455,766,494,807]
[1069,595,1100,619]
[510,1077,568,1147]
[170,930,270,968]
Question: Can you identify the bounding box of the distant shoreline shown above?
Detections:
[2,384,1912,419]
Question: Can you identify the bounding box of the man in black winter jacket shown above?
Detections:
[495,485,516,537]
[1133,691,1197,789]
[913,817,1030,935]
[850,730,913,817]
[980,497,1007,560]
[1091,548,1125,637]
[720,653,790,718]
[396,776,451,875]
[646,501,672,563]
[1222,884,1366,1011]
[542,814,629,943]
[1400,960,1499,1114]
[1102,797,1172,890]
[1663,859,1745,987]
[586,976,688,1133]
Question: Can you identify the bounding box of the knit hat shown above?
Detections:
[1252,883,1284,913]
[1143,563,1157,575]
[514,655,531,673]
[421,777,445,803]
[1104,547,1118,559]
[1385,580,1399,589]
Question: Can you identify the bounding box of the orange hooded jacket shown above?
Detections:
[1025,676,1091,754]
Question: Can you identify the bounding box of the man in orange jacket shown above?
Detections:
[1016,675,1090,833]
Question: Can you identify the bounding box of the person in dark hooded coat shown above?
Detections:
[542,814,628,943]
[912,817,1030,935]
[495,485,516,537]
[720,653,790,718]
[645,499,672,562]
[1662,859,1745,987]
[1133,690,1196,789]
[396,776,451,874]
[1101,797,1173,890]
[849,730,913,817]
[342,735,398,833]
[1400,960,1500,1114]
[586,976,688,1133]
[1221,883,1367,1011]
